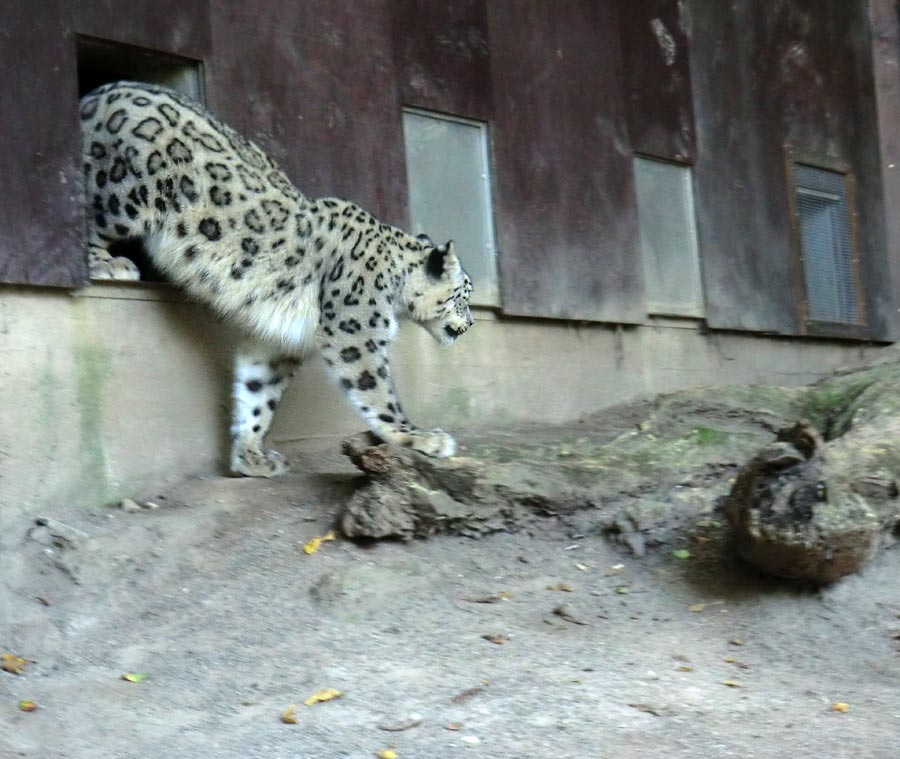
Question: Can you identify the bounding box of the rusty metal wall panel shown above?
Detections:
[0,0,87,286]
[487,0,644,323]
[618,0,695,163]
[871,0,900,340]
[391,0,492,120]
[0,0,212,288]
[689,0,891,339]
[207,0,407,227]
[64,0,211,59]
[0,0,86,286]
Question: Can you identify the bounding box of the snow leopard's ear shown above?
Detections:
[426,240,457,279]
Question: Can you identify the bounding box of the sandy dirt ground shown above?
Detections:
[3,434,900,759]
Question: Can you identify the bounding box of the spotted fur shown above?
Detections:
[81,81,474,474]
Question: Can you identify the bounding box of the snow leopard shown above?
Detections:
[80,81,473,474]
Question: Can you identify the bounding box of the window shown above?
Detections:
[791,163,862,327]
[76,36,203,99]
[633,156,704,317]
[402,109,499,306]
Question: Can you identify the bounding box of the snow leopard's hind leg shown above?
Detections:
[85,217,141,281]
[230,346,301,477]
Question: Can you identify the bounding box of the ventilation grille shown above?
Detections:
[794,164,860,325]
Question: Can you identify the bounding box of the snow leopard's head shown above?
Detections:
[407,238,474,346]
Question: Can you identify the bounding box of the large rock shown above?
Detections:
[725,359,900,582]
[340,349,900,582]
[339,386,805,545]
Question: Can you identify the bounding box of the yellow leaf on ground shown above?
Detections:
[832,702,849,713]
[546,583,574,592]
[689,603,706,613]
[376,750,398,759]
[18,700,38,712]
[281,704,298,724]
[721,679,742,688]
[303,531,336,555]
[304,688,343,706]
[2,654,27,675]
[121,673,150,683]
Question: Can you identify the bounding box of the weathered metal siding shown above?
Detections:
[871,0,900,340]
[0,0,85,287]
[487,0,645,323]
[207,0,406,227]
[618,0,695,163]
[0,0,212,287]
[1,0,894,341]
[689,0,893,340]
[391,0,492,121]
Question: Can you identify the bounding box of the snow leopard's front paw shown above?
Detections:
[231,445,289,477]
[407,428,457,458]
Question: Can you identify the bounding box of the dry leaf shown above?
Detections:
[1,654,27,675]
[303,531,336,555]
[689,603,706,613]
[546,583,575,593]
[304,688,343,705]
[450,687,482,704]
[721,679,742,688]
[575,563,589,571]
[481,633,510,645]
[553,603,589,625]
[18,700,38,712]
[281,704,298,724]
[629,703,661,716]
[615,586,631,595]
[729,639,743,646]
[444,722,463,731]
[376,750,398,759]
[377,718,422,732]
[832,702,849,713]
[121,673,149,683]
[676,665,694,672]
[461,592,511,604]
[36,596,51,607]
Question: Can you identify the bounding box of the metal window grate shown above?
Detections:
[794,164,860,325]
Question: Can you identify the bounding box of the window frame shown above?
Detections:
[632,153,705,319]
[785,150,868,340]
[401,106,501,308]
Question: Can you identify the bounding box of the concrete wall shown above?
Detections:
[0,284,879,518]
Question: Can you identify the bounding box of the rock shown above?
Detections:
[340,433,601,540]
[725,417,900,583]
[340,348,900,582]
[339,390,793,543]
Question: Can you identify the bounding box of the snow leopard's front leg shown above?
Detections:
[230,346,302,477]
[318,325,456,458]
